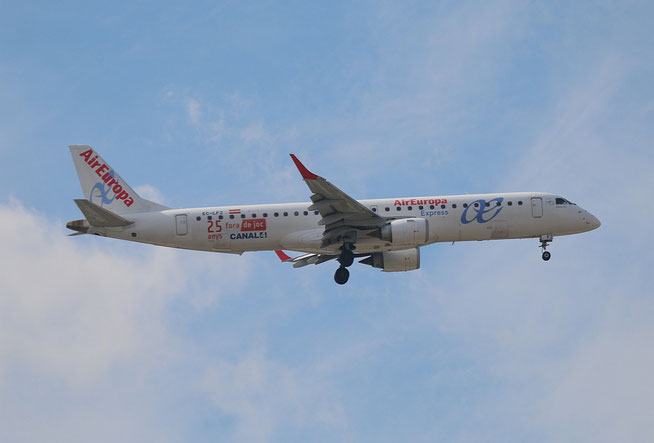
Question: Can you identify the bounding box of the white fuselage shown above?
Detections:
[87,192,600,255]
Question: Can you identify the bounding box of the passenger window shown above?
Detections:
[485,202,490,207]
[263,213,268,217]
[418,205,423,210]
[452,204,457,209]
[518,201,523,205]
[283,212,288,216]
[230,215,234,219]
[304,211,308,215]
[430,205,435,209]
[207,216,212,220]
[219,215,223,220]
[372,207,377,212]
[441,204,446,209]
[294,211,299,216]
[314,210,319,215]
[508,201,512,206]
[496,201,501,206]
[474,203,479,208]
[463,203,468,208]
[241,214,245,219]
[252,213,257,218]
[385,207,390,212]
[274,212,279,217]
[396,207,402,211]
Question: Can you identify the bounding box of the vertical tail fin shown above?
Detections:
[69,145,169,214]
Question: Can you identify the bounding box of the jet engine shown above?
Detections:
[360,248,420,272]
[376,218,429,246]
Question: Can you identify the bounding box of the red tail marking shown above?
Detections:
[289,154,318,180]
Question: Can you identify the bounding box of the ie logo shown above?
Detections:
[90,170,116,207]
[461,197,504,224]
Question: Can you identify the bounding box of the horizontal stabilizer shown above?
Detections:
[74,199,134,227]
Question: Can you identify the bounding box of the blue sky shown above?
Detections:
[1,1,654,442]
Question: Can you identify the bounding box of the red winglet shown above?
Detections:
[275,250,292,262]
[289,154,318,180]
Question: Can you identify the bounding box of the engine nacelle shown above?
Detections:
[379,218,429,246]
[360,248,420,272]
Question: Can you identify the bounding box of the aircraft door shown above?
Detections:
[531,198,543,218]
[175,214,188,235]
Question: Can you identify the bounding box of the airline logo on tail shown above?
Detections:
[78,149,135,207]
[90,170,116,207]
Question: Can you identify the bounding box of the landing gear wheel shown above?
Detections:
[334,267,350,285]
[539,235,553,262]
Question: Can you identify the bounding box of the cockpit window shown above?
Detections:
[556,197,576,205]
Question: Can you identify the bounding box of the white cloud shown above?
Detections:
[172,92,305,202]
[0,201,185,387]
[186,97,202,127]
[134,183,167,206]
[202,350,345,443]
[0,200,254,442]
[540,314,654,442]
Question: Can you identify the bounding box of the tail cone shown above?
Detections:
[66,219,89,233]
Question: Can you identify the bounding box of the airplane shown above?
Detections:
[67,145,601,284]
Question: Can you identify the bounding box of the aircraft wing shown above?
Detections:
[289,154,386,248]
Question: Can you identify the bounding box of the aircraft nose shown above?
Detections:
[587,212,601,230]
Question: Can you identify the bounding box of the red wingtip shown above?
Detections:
[289,154,318,180]
[275,250,292,262]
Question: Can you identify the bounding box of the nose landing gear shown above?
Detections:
[334,243,356,285]
[539,234,553,261]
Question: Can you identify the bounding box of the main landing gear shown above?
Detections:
[334,267,350,285]
[540,234,553,261]
[334,244,356,285]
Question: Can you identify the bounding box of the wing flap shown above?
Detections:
[307,199,343,211]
